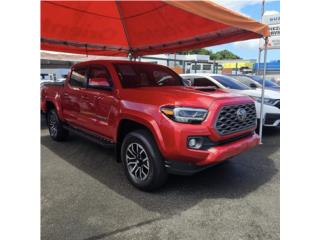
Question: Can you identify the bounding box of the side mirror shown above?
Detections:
[249,83,257,89]
[89,77,111,88]
[183,79,192,86]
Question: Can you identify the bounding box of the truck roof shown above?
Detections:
[72,60,159,68]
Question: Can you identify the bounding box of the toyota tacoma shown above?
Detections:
[41,60,259,191]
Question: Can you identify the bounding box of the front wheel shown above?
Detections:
[121,129,168,191]
[46,109,68,141]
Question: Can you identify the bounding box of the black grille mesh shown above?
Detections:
[215,103,256,135]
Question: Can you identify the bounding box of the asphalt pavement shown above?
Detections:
[41,115,279,240]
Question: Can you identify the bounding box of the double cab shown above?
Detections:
[41,60,259,191]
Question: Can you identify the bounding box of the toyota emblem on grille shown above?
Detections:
[236,108,247,122]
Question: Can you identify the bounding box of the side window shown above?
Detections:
[153,70,176,86]
[203,64,212,70]
[238,77,252,86]
[193,77,217,87]
[181,76,193,86]
[88,65,113,89]
[70,68,87,87]
[191,65,201,70]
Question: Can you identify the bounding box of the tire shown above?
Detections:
[46,109,69,141]
[255,119,261,134]
[121,129,168,191]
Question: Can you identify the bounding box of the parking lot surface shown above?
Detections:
[41,115,279,240]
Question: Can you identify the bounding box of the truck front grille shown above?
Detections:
[215,103,256,135]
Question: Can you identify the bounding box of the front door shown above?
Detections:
[80,64,115,138]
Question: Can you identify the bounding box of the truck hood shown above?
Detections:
[230,89,280,99]
[121,86,249,109]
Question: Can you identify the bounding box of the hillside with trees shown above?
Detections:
[179,49,241,60]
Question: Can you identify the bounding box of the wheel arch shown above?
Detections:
[44,100,64,121]
[115,117,165,162]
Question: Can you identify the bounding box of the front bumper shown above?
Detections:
[254,102,280,127]
[165,133,259,175]
[264,113,280,127]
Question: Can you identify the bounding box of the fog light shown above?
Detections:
[187,137,204,150]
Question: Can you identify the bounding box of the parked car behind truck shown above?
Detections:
[234,74,280,91]
[41,60,259,191]
[180,74,280,128]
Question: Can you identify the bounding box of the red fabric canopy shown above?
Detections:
[41,1,269,57]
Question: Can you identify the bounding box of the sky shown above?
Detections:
[208,0,280,62]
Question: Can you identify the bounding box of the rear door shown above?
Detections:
[61,67,88,126]
[79,64,115,138]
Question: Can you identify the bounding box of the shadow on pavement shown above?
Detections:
[41,116,279,218]
[41,113,47,130]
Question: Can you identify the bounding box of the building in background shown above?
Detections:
[41,51,262,78]
[140,54,257,74]
[140,54,212,74]
[215,59,256,74]
[253,60,280,83]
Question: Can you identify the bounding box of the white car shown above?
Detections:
[40,78,66,87]
[180,73,280,127]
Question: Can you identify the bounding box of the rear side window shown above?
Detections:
[193,77,216,87]
[70,68,87,87]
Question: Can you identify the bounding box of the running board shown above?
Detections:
[63,124,115,148]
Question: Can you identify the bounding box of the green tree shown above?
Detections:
[179,48,241,60]
[212,50,240,60]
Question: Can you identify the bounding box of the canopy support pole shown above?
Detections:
[259,37,268,144]
[257,48,261,75]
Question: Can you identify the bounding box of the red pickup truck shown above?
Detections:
[41,60,259,191]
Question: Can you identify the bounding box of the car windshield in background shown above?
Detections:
[231,75,261,88]
[114,63,183,88]
[250,75,280,88]
[211,75,250,90]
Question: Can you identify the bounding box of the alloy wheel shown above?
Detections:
[125,143,150,182]
[48,112,58,137]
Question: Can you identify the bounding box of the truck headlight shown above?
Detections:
[251,96,275,106]
[161,106,208,124]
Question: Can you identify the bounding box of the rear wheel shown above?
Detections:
[121,129,168,191]
[46,109,68,141]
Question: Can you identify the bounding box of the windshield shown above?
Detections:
[211,75,250,90]
[231,75,261,88]
[250,75,280,88]
[114,63,183,88]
